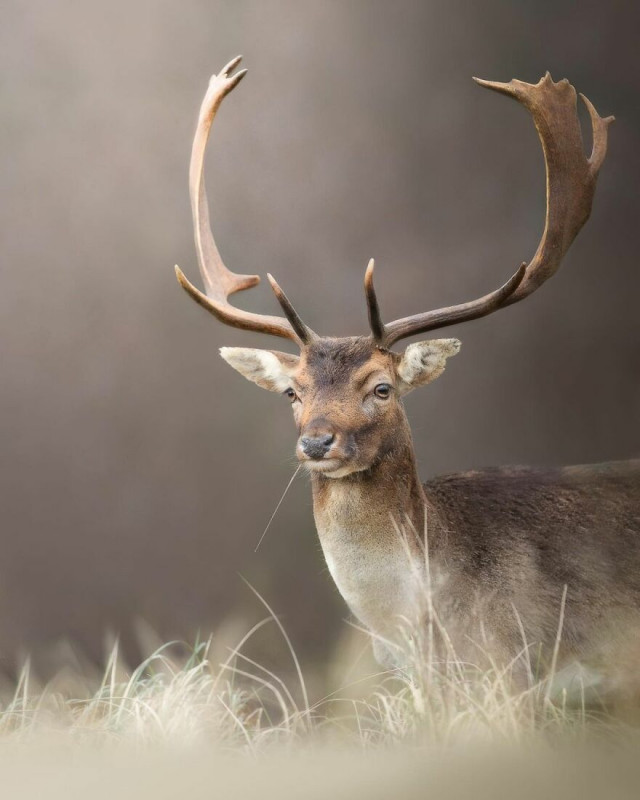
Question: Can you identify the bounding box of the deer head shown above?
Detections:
[175,58,612,479]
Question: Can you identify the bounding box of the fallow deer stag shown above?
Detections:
[175,58,640,677]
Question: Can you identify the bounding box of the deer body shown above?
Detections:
[174,59,640,675]
[304,342,640,669]
[420,461,640,663]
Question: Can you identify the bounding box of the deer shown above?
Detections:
[174,57,640,682]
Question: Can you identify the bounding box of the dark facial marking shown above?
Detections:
[303,337,378,391]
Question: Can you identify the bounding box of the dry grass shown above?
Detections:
[0,527,638,795]
[0,597,630,754]
[0,595,639,799]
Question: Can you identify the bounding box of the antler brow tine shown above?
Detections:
[267,274,315,345]
[364,259,386,342]
[175,57,312,346]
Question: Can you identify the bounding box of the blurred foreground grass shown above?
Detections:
[0,602,639,799]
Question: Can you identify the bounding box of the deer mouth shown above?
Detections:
[302,457,343,472]
[301,457,366,479]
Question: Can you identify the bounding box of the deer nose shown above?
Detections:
[300,433,335,460]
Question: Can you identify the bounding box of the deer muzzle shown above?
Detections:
[300,433,335,460]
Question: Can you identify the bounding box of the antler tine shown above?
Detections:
[175,57,309,345]
[364,259,386,342]
[381,73,613,347]
[267,274,315,344]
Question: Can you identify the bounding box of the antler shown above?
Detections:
[175,57,314,346]
[367,73,614,347]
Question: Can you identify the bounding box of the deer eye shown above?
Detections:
[374,383,392,399]
[285,388,298,403]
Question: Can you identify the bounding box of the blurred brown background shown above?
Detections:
[1,0,638,671]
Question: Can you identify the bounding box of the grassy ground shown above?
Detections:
[1,590,639,798]
[0,599,607,750]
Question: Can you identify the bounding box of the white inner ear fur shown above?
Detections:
[396,339,461,395]
[219,347,298,393]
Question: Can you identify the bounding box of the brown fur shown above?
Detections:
[222,335,640,681]
[423,462,640,672]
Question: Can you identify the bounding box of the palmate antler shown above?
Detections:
[174,57,314,346]
[367,72,614,347]
[176,63,612,350]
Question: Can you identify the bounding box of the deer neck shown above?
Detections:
[309,415,430,642]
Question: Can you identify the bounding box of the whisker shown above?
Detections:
[254,465,302,552]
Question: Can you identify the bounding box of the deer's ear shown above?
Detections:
[219,347,299,392]
[396,339,461,395]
